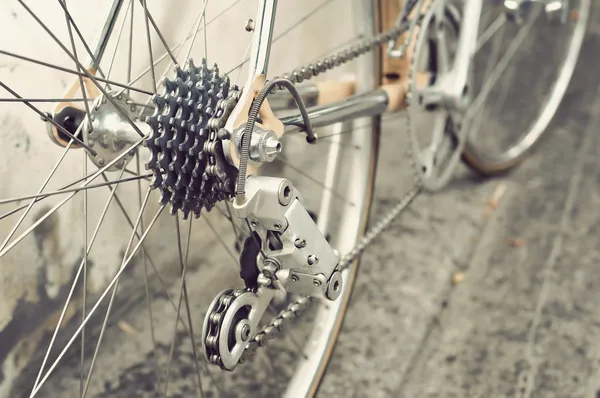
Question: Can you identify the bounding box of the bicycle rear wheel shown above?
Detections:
[462,0,590,174]
[0,1,382,397]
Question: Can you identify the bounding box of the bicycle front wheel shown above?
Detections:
[462,0,590,174]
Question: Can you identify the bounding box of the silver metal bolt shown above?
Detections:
[88,139,95,147]
[245,19,255,32]
[263,261,279,278]
[313,279,321,287]
[273,222,282,231]
[291,275,299,282]
[307,255,319,266]
[250,219,258,228]
[278,180,292,206]
[241,324,251,341]
[98,158,105,166]
[294,238,307,249]
[264,137,282,160]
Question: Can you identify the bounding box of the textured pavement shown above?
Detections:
[19,4,600,398]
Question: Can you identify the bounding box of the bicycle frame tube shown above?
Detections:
[280,89,389,134]
[450,0,482,98]
[224,0,278,133]
[245,0,277,81]
[92,0,126,69]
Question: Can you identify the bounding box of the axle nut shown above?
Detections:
[325,270,343,301]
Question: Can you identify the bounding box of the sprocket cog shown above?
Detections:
[144,58,238,217]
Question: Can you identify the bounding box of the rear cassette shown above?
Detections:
[144,58,238,217]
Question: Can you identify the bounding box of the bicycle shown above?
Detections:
[0,0,588,396]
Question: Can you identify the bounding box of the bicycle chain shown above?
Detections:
[204,18,427,367]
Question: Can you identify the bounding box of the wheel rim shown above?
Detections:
[463,0,590,171]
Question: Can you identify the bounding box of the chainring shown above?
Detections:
[406,0,466,192]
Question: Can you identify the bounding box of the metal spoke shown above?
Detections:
[30,202,166,398]
[80,187,153,398]
[0,134,147,259]
[202,0,208,60]
[136,152,162,393]
[124,0,243,93]
[0,173,151,205]
[30,165,127,392]
[204,216,239,267]
[163,217,193,397]
[108,188,193,333]
[466,12,538,121]
[103,0,134,82]
[127,0,135,97]
[0,50,153,96]
[0,81,94,152]
[135,0,211,117]
[176,217,205,398]
[0,136,75,252]
[18,0,148,138]
[183,0,210,62]
[56,0,108,78]
[276,155,355,207]
[80,125,89,398]
[141,0,157,91]
[0,171,102,221]
[475,13,507,54]
[137,0,178,64]
[468,15,506,141]
[0,97,90,103]
[58,7,92,382]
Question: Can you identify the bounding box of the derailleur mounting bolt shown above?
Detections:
[294,238,306,248]
[307,254,319,266]
[313,279,322,287]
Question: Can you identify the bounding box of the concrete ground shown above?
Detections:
[319,7,600,398]
[6,3,600,398]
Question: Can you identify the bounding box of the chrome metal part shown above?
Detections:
[232,124,282,164]
[418,0,481,111]
[92,0,126,67]
[202,288,275,370]
[202,13,424,373]
[268,83,319,110]
[229,176,341,300]
[86,92,145,171]
[280,89,389,134]
[225,0,277,135]
[407,0,467,191]
[232,176,294,231]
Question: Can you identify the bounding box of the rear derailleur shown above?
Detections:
[202,175,342,370]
